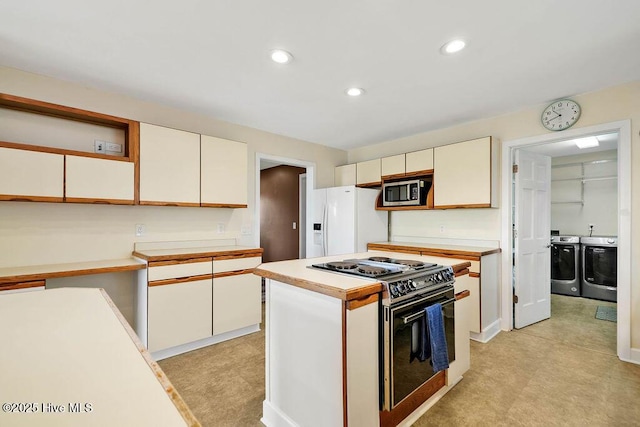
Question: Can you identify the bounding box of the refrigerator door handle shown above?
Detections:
[323,204,328,256]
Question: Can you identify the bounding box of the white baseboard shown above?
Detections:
[151,324,260,361]
[621,347,640,365]
[261,400,297,427]
[470,319,501,343]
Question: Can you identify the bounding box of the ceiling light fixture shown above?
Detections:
[270,49,293,64]
[440,39,466,55]
[574,136,600,149]
[346,87,365,97]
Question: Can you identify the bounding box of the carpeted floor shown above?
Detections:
[159,295,640,426]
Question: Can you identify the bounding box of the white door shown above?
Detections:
[327,186,356,255]
[514,150,551,328]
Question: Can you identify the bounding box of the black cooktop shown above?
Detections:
[311,257,437,278]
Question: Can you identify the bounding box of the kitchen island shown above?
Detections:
[0,288,198,426]
[254,251,472,427]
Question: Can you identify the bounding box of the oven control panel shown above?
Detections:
[387,266,454,299]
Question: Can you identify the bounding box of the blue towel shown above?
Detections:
[426,303,449,372]
[416,311,430,362]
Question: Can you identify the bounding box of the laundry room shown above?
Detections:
[522,131,619,353]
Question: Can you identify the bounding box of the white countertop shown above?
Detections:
[0,288,196,426]
[254,251,471,301]
[368,241,501,257]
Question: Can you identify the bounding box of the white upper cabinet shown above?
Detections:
[381,154,405,178]
[0,147,64,202]
[139,123,201,206]
[335,164,356,186]
[406,148,434,174]
[65,155,134,204]
[356,159,381,186]
[434,137,497,208]
[200,135,247,207]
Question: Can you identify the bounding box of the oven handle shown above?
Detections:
[401,297,456,324]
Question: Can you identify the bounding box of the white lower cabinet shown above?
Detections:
[448,274,472,385]
[212,273,261,335]
[147,279,213,352]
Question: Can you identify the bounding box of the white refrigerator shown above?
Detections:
[307,185,388,257]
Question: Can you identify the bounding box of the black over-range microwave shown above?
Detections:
[382,178,429,207]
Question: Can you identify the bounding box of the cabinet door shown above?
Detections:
[356,159,381,186]
[434,137,494,208]
[335,164,356,186]
[139,123,200,206]
[447,293,471,385]
[200,135,247,207]
[212,273,261,335]
[65,155,134,204]
[406,148,433,174]
[148,279,213,352]
[0,147,63,202]
[381,154,405,178]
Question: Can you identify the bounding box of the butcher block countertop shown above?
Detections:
[0,288,198,427]
[253,251,471,301]
[0,258,146,286]
[132,245,263,262]
[368,241,501,259]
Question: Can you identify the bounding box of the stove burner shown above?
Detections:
[368,256,392,263]
[357,265,389,276]
[396,259,427,268]
[326,261,358,270]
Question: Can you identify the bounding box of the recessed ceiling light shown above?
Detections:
[440,39,466,55]
[270,49,293,64]
[574,136,600,149]
[346,87,365,97]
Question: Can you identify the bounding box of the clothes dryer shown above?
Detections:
[550,235,581,297]
[580,236,617,302]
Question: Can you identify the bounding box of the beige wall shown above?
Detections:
[348,80,640,349]
[0,66,347,269]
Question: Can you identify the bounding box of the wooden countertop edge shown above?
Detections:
[0,259,147,285]
[367,243,502,258]
[98,289,201,427]
[254,260,470,301]
[132,248,264,262]
[253,268,384,301]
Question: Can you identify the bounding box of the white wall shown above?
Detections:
[551,150,617,236]
[0,66,347,269]
[347,80,640,349]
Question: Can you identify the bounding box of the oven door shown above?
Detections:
[382,288,455,410]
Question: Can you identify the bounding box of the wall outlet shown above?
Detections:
[217,223,225,234]
[135,224,145,237]
[440,225,446,233]
[94,140,106,154]
[241,225,252,235]
[105,142,122,153]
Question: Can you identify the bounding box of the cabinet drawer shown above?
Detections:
[469,260,480,274]
[148,259,212,282]
[65,155,134,202]
[213,256,261,274]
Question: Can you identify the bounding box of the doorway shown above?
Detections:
[501,120,632,361]
[255,154,315,263]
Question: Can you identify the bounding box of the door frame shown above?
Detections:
[500,120,632,361]
[255,153,315,259]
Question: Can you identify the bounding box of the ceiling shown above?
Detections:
[2,1,640,150]
[524,132,618,158]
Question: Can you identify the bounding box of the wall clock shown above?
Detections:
[541,99,581,131]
